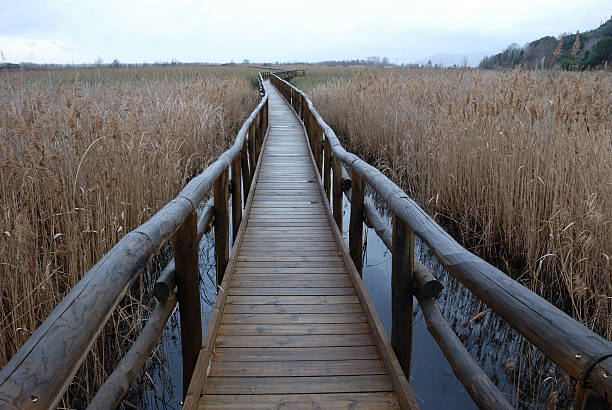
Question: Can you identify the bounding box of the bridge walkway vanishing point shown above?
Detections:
[187,82,417,408]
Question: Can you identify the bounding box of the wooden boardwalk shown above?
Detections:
[194,82,413,408]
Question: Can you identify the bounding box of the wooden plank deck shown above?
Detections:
[194,82,416,409]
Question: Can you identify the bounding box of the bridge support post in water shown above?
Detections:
[172,211,202,399]
[349,170,364,275]
[316,126,324,175]
[332,155,343,230]
[391,212,415,377]
[214,168,229,286]
[240,139,250,201]
[248,123,256,180]
[323,138,331,201]
[231,155,242,243]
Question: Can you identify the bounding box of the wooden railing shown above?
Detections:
[0,73,270,409]
[260,69,304,81]
[270,73,612,409]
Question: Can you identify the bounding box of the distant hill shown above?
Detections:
[479,16,612,69]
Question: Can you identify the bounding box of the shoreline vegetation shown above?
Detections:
[0,65,258,406]
[294,66,611,341]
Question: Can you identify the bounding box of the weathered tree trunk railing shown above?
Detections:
[270,73,612,408]
[0,73,270,409]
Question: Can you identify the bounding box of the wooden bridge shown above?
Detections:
[0,69,610,410]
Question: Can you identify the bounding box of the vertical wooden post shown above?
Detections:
[214,169,229,286]
[310,117,317,158]
[391,212,415,378]
[240,140,250,201]
[324,138,331,201]
[172,212,202,399]
[349,170,364,275]
[316,127,324,175]
[304,107,310,144]
[261,100,270,135]
[332,156,343,229]
[254,113,261,162]
[259,107,265,153]
[299,95,303,119]
[231,156,242,243]
[248,123,256,179]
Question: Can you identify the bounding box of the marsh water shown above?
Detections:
[130,193,567,410]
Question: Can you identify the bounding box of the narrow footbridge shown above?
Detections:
[0,70,610,410]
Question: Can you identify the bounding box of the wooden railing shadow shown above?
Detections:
[269,73,611,410]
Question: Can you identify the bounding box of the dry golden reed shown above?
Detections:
[0,65,258,403]
[304,67,611,339]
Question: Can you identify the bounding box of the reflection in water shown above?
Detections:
[350,195,570,409]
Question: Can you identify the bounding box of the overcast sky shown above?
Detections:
[0,0,609,65]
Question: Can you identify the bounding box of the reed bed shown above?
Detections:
[0,65,258,405]
[300,68,611,339]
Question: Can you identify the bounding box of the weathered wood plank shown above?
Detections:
[214,334,374,348]
[209,360,386,377]
[231,279,351,288]
[232,273,348,281]
[226,295,358,304]
[218,323,370,336]
[233,267,348,274]
[199,393,400,409]
[223,304,361,314]
[202,375,393,395]
[212,346,381,361]
[221,313,366,324]
[227,287,355,296]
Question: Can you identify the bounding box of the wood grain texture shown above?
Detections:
[196,80,406,409]
[199,393,399,409]
[209,360,386,377]
[172,212,202,398]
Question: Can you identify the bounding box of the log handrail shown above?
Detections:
[0,73,270,409]
[270,73,612,407]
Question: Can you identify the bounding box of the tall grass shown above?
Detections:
[0,65,258,405]
[303,67,611,339]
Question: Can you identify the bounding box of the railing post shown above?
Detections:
[332,156,343,229]
[309,114,316,157]
[240,139,251,201]
[258,107,265,153]
[300,95,305,120]
[231,156,242,243]
[172,211,202,399]
[263,100,268,137]
[391,212,414,377]
[316,126,324,175]
[349,170,364,275]
[324,137,331,201]
[214,169,229,286]
[254,113,261,162]
[248,123,256,179]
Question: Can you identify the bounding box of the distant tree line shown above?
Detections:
[479,16,612,70]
